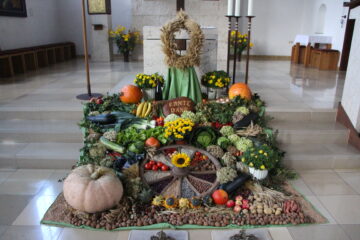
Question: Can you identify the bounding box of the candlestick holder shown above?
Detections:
[232,16,241,84]
[245,16,255,84]
[226,15,233,76]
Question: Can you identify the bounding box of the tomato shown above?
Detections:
[157,162,163,167]
[144,163,152,170]
[149,160,156,166]
[152,165,159,171]
[161,165,169,171]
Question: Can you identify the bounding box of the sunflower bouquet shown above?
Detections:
[230,31,254,56]
[134,73,164,89]
[164,118,195,140]
[109,25,141,55]
[240,144,279,170]
[201,71,231,89]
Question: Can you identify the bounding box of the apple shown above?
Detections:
[226,200,235,208]
[233,205,242,213]
[235,195,243,205]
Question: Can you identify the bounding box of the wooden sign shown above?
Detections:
[163,97,195,116]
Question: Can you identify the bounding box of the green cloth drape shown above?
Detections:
[162,67,202,103]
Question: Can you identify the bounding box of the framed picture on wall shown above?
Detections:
[87,0,111,15]
[0,0,27,17]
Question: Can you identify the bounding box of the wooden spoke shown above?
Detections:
[144,171,172,184]
[147,175,173,185]
[160,177,178,196]
[189,173,217,184]
[190,170,217,175]
[161,178,181,197]
[184,177,200,195]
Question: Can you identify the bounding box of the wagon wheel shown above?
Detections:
[140,145,221,198]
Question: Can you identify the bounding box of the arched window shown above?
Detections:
[316,4,327,34]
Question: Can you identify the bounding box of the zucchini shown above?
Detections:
[87,114,116,124]
[100,136,125,153]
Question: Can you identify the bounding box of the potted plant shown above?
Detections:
[164,118,195,145]
[240,144,278,180]
[230,31,254,62]
[201,71,231,100]
[134,73,164,101]
[109,25,141,62]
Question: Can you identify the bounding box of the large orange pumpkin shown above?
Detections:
[119,85,143,103]
[228,83,252,100]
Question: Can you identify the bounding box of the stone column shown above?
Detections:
[89,15,113,62]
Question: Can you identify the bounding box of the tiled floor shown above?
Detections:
[0,169,357,240]
[0,59,357,239]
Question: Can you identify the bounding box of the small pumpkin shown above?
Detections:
[228,83,252,100]
[145,137,161,148]
[63,164,123,213]
[119,85,143,104]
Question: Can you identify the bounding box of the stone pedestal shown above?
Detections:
[89,15,113,62]
[143,26,217,76]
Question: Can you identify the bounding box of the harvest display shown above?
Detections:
[42,11,325,232]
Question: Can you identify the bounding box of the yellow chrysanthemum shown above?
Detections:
[178,198,190,209]
[260,165,266,170]
[152,195,164,206]
[171,152,191,168]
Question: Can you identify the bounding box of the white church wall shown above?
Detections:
[0,0,60,50]
[341,7,360,131]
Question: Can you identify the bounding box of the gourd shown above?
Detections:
[63,164,123,213]
[228,83,252,100]
[119,85,143,104]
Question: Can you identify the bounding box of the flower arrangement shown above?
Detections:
[230,31,254,55]
[134,73,164,89]
[109,25,141,60]
[164,118,195,140]
[241,144,278,170]
[201,71,231,89]
[171,152,191,168]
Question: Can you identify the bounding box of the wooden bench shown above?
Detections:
[0,42,76,78]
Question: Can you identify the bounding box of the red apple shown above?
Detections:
[234,205,242,213]
[226,200,235,208]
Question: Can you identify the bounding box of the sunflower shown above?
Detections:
[171,153,191,168]
[163,196,178,209]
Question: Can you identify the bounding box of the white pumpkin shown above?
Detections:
[63,164,123,213]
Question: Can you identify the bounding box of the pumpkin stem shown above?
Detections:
[90,167,109,180]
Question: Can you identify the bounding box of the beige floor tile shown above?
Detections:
[318,195,360,224]
[12,195,57,226]
[116,230,130,240]
[0,171,13,184]
[269,227,293,240]
[58,228,120,240]
[37,170,70,197]
[288,225,350,240]
[340,224,360,240]
[336,171,360,194]
[0,195,32,225]
[0,225,62,240]
[289,178,314,196]
[299,172,357,196]
[304,196,337,224]
[0,169,54,195]
[189,229,211,240]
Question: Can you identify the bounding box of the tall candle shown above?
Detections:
[248,0,254,16]
[235,0,241,17]
[227,0,234,16]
